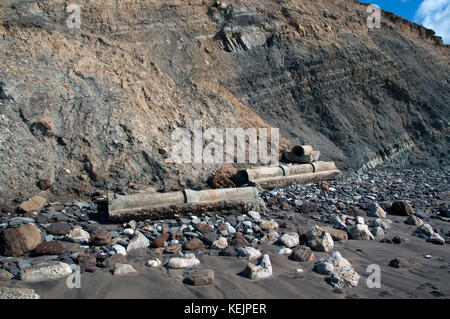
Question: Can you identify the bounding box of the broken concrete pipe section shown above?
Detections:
[239,161,341,190]
[108,187,265,222]
[283,145,320,164]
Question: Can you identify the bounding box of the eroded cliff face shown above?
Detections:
[0,0,448,204]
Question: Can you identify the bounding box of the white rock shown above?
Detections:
[112,244,127,256]
[126,231,150,253]
[113,263,137,275]
[147,258,162,267]
[279,232,300,248]
[211,237,228,250]
[314,252,359,288]
[242,221,252,228]
[330,215,347,230]
[278,247,292,255]
[428,233,445,245]
[416,224,434,237]
[167,253,200,269]
[348,224,374,240]
[306,225,334,252]
[225,222,236,234]
[371,226,385,238]
[123,228,135,236]
[247,211,261,221]
[19,262,72,282]
[369,218,392,230]
[239,247,262,261]
[356,216,365,225]
[66,228,90,243]
[367,203,386,218]
[242,254,272,280]
[261,231,280,244]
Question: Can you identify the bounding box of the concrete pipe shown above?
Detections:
[108,191,185,213]
[280,164,314,176]
[292,145,314,156]
[184,187,259,203]
[312,161,337,172]
[245,166,285,182]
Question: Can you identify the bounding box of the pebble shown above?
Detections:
[242,254,272,280]
[279,232,300,248]
[147,258,162,267]
[113,263,137,275]
[167,253,200,269]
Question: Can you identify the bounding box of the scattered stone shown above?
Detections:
[278,247,292,255]
[184,269,215,286]
[211,237,228,250]
[91,229,111,246]
[123,228,134,236]
[238,246,261,261]
[405,215,423,226]
[392,236,405,244]
[371,227,385,238]
[220,246,237,257]
[322,226,348,242]
[19,261,72,282]
[389,258,414,268]
[113,263,137,275]
[247,211,261,221]
[102,253,127,268]
[127,231,150,252]
[242,254,272,280]
[112,244,127,256]
[196,222,214,234]
[76,253,97,272]
[306,225,334,252]
[46,222,71,235]
[66,228,91,244]
[231,233,249,248]
[416,224,435,237]
[428,233,445,245]
[184,238,206,251]
[0,223,42,257]
[348,224,375,240]
[39,170,55,190]
[167,253,200,269]
[260,231,280,244]
[34,241,64,256]
[367,203,386,218]
[18,196,47,213]
[147,258,162,267]
[300,202,317,213]
[388,201,414,216]
[150,234,169,248]
[0,269,14,281]
[279,232,300,248]
[164,245,182,255]
[314,252,359,288]
[260,220,278,232]
[289,246,315,262]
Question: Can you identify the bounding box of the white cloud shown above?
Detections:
[414,0,450,44]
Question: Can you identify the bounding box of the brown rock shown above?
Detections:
[322,226,349,242]
[231,233,249,248]
[151,234,169,248]
[281,202,292,211]
[164,245,182,255]
[321,182,330,191]
[389,258,414,269]
[184,269,215,286]
[102,253,127,268]
[46,222,71,235]
[34,241,65,256]
[39,170,55,190]
[289,246,315,262]
[91,229,111,246]
[0,269,14,281]
[300,202,317,213]
[18,196,46,213]
[208,166,237,188]
[0,224,42,257]
[76,253,97,272]
[196,222,214,234]
[388,201,414,216]
[183,238,206,251]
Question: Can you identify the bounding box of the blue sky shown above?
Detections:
[363,0,449,44]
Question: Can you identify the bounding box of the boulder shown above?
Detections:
[0,224,42,257]
[289,246,315,262]
[237,246,261,261]
[183,238,206,251]
[348,224,375,240]
[322,226,348,242]
[113,263,137,275]
[18,196,46,213]
[211,237,228,250]
[66,228,91,244]
[405,215,423,226]
[314,252,359,288]
[150,234,169,248]
[167,253,200,269]
[367,203,386,218]
[184,269,215,286]
[388,201,414,216]
[260,220,278,232]
[34,241,65,256]
[126,231,150,252]
[242,254,272,280]
[279,232,300,248]
[306,225,334,252]
[90,229,111,246]
[46,222,71,235]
